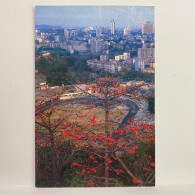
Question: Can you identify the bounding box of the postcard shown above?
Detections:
[35,6,155,187]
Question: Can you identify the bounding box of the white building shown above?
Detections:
[124,52,131,60]
[73,44,88,52]
[87,60,98,69]
[115,52,130,61]
[54,36,60,42]
[104,63,117,73]
[123,27,131,36]
[96,61,104,69]
[42,52,51,57]
[64,29,69,39]
[111,20,115,35]
[100,54,109,62]
[40,32,45,38]
[134,58,145,71]
[87,59,120,74]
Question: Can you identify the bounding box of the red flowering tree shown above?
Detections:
[35,76,155,187]
[67,76,155,186]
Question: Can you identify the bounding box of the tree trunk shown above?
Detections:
[105,150,109,187]
[50,131,58,186]
[104,90,109,187]
[116,154,143,185]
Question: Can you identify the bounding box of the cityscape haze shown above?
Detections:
[35,6,154,29]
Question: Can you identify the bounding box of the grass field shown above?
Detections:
[55,103,129,133]
[35,102,130,148]
[48,103,129,134]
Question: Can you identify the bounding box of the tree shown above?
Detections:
[67,76,155,186]
[35,75,155,187]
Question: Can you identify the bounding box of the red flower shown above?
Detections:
[91,115,96,123]
[108,158,113,163]
[81,170,85,174]
[63,125,68,129]
[133,178,138,184]
[72,162,81,167]
[130,150,135,154]
[91,168,96,173]
[89,180,94,186]
[151,162,155,167]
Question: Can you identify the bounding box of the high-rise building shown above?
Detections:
[88,38,103,54]
[64,29,69,39]
[96,27,104,37]
[134,58,145,71]
[123,27,130,36]
[138,48,155,59]
[54,36,60,42]
[142,21,154,34]
[111,20,115,35]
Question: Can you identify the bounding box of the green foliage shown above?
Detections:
[118,140,155,184]
[46,63,73,86]
[136,140,155,160]
[36,47,70,56]
[36,139,155,187]
[119,70,154,83]
[148,97,155,113]
[35,54,92,86]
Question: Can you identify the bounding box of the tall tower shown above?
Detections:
[142,21,154,34]
[111,20,115,35]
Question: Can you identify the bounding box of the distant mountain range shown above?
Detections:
[35,24,62,30]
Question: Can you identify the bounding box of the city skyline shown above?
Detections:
[35,6,154,29]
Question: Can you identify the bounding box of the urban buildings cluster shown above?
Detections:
[35,20,155,74]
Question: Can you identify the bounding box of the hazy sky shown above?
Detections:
[35,6,154,29]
